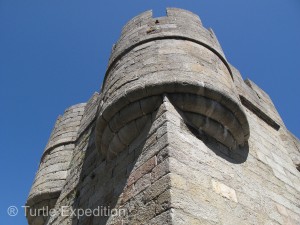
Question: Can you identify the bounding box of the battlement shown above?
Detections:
[26,8,300,225]
[96,8,250,159]
[230,64,284,130]
[26,103,86,225]
[105,8,229,88]
[120,8,202,37]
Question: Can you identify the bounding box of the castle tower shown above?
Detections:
[26,8,300,225]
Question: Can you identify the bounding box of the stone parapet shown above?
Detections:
[96,8,250,158]
[26,103,86,225]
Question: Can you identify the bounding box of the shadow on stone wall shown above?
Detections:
[70,114,154,225]
[187,124,249,164]
[67,101,248,225]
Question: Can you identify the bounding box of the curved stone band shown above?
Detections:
[95,8,250,159]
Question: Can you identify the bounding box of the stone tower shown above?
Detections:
[26,8,300,225]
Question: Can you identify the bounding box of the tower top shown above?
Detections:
[96,8,249,159]
[104,8,231,87]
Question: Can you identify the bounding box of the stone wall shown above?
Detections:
[26,103,86,225]
[26,8,300,225]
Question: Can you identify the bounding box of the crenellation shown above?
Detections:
[106,9,230,90]
[26,8,300,225]
[231,64,285,132]
[166,8,201,23]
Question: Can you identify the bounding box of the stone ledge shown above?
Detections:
[240,95,280,130]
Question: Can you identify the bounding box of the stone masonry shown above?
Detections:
[26,8,300,225]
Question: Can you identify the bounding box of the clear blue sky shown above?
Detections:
[0,0,299,224]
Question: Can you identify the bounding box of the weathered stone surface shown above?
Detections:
[26,8,300,225]
[211,179,238,203]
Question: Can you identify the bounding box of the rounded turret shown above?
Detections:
[96,8,250,159]
[26,103,85,225]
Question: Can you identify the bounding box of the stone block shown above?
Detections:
[211,179,238,203]
[127,156,157,186]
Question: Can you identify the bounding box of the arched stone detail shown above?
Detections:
[95,8,250,159]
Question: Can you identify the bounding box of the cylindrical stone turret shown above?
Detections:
[96,8,250,159]
[26,103,85,225]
